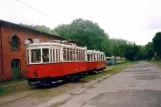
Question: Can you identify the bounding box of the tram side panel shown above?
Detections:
[27,63,64,79]
[87,62,96,71]
[96,61,106,70]
[62,61,87,76]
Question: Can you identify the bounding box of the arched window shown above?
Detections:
[11,35,20,51]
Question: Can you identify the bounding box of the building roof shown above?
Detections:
[0,19,66,40]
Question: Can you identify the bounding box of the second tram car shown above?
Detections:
[26,40,106,86]
[87,50,106,73]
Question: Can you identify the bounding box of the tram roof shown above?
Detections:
[27,41,87,50]
[87,50,104,54]
[106,57,111,59]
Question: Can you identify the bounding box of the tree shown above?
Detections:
[145,42,154,60]
[111,38,128,57]
[153,32,161,58]
[54,18,113,56]
[19,24,59,36]
[124,44,135,61]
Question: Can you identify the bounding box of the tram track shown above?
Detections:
[0,82,81,106]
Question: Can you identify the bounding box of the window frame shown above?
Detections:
[10,35,20,51]
[30,48,42,64]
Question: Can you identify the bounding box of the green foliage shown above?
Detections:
[111,38,128,57]
[124,44,135,60]
[153,32,161,58]
[137,46,147,60]
[55,18,113,56]
[20,24,59,36]
[148,60,161,68]
[145,42,154,60]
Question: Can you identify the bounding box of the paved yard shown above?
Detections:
[58,61,161,107]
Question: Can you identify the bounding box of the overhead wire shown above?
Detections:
[17,0,62,23]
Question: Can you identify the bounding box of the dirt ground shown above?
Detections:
[1,61,161,107]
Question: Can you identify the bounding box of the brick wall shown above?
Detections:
[0,25,60,82]
[0,25,2,78]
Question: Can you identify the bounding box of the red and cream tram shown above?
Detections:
[26,40,106,86]
[87,50,106,73]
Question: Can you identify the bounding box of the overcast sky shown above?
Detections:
[0,0,161,45]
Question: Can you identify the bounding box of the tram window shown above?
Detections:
[57,49,60,62]
[55,49,57,62]
[97,54,99,61]
[78,50,81,61]
[89,54,91,61]
[93,54,94,61]
[87,54,90,61]
[73,49,76,61]
[106,58,110,61]
[57,49,59,62]
[99,54,100,61]
[101,55,102,61]
[31,49,41,63]
[42,48,49,63]
[79,50,81,61]
[70,49,73,61]
[80,50,82,61]
[91,54,92,61]
[63,48,66,61]
[82,51,85,61]
[102,55,104,61]
[55,49,58,62]
[93,54,95,61]
[53,49,55,62]
[81,50,83,61]
[50,49,52,62]
[58,49,60,62]
[82,51,84,61]
[78,50,79,61]
[77,50,79,61]
[76,49,79,61]
[26,50,29,64]
[67,48,70,61]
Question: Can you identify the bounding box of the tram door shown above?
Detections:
[11,59,20,80]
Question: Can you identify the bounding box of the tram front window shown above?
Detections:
[31,49,41,63]
[106,58,110,61]
[43,48,49,62]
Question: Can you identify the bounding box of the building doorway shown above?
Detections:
[11,59,20,80]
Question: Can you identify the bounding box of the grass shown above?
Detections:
[0,79,29,96]
[148,60,161,68]
[0,86,8,95]
[33,83,77,97]
[81,61,137,82]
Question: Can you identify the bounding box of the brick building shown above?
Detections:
[0,20,65,82]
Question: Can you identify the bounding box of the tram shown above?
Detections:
[26,40,106,86]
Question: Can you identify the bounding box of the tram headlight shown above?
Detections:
[33,70,38,77]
